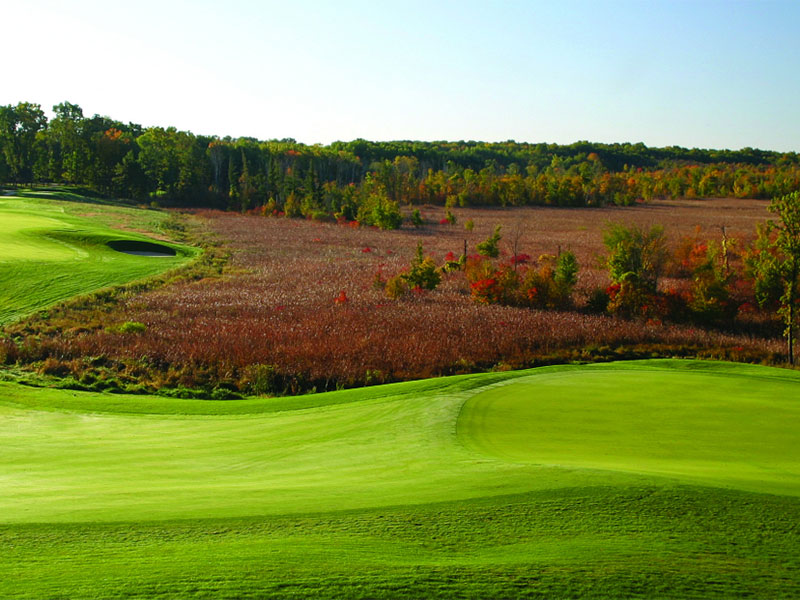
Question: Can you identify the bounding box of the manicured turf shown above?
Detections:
[459,361,800,495]
[1,360,799,598]
[0,194,196,324]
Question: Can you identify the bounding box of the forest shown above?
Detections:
[3,101,800,223]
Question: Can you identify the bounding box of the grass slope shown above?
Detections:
[459,361,800,495]
[1,360,799,598]
[0,194,196,324]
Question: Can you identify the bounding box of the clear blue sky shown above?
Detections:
[5,0,799,151]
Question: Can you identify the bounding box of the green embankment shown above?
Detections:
[0,193,196,324]
[1,360,799,598]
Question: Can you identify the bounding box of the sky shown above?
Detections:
[5,0,800,151]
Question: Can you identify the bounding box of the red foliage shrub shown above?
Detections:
[510,253,531,265]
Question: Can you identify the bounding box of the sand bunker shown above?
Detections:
[107,240,176,257]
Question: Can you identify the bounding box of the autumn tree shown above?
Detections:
[749,191,800,363]
[603,223,668,317]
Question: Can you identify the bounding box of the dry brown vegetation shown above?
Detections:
[3,198,786,396]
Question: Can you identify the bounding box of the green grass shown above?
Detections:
[0,194,197,324]
[1,360,799,598]
[459,361,800,495]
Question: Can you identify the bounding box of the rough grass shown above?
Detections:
[0,195,198,324]
[5,198,785,396]
[1,360,799,598]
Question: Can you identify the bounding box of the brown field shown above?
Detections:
[5,198,786,395]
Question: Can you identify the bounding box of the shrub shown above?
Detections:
[386,244,441,298]
[470,276,503,304]
[607,273,652,318]
[403,243,441,291]
[586,287,611,314]
[117,321,147,334]
[370,199,403,230]
[603,222,668,317]
[358,191,403,230]
[555,250,579,290]
[372,268,387,290]
[477,225,502,258]
[442,251,462,272]
[310,209,332,223]
[241,364,279,396]
[284,191,303,218]
[669,226,706,277]
[385,274,408,299]
[520,253,577,310]
[211,386,242,400]
[603,222,668,292]
[688,243,737,326]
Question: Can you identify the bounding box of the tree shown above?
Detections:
[603,222,668,292]
[207,140,226,196]
[750,191,800,363]
[0,102,47,183]
[137,126,179,197]
[50,101,86,183]
[477,225,502,258]
[113,150,148,199]
[603,222,668,317]
[403,243,441,290]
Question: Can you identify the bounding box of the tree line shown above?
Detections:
[2,101,800,219]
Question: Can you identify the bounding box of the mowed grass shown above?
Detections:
[459,361,800,495]
[0,195,196,324]
[1,360,799,598]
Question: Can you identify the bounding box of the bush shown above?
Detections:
[117,321,147,334]
[469,276,503,304]
[385,274,409,299]
[607,274,652,318]
[603,223,668,318]
[603,222,667,292]
[520,253,577,310]
[477,225,502,258]
[284,191,303,218]
[386,244,441,298]
[241,364,279,396]
[586,287,610,314]
[358,191,403,230]
[403,243,441,290]
[688,246,737,326]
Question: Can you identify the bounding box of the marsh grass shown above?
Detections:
[4,198,787,396]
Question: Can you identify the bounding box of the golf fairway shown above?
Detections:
[2,360,799,598]
[0,195,196,324]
